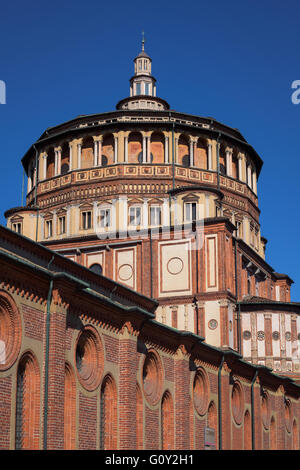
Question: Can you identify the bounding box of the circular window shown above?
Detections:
[272,331,280,341]
[142,350,163,406]
[285,399,292,433]
[285,332,291,341]
[243,330,251,340]
[208,319,218,330]
[231,381,244,425]
[118,264,133,281]
[261,391,271,430]
[167,257,184,275]
[75,326,103,391]
[0,291,22,371]
[257,331,265,341]
[89,263,103,275]
[193,368,209,416]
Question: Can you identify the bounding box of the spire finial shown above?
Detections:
[142,31,145,51]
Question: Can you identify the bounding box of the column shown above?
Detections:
[57,147,61,175]
[142,198,148,229]
[225,148,232,177]
[190,140,195,167]
[164,135,169,164]
[146,136,151,163]
[77,142,82,169]
[98,139,102,167]
[175,137,179,164]
[252,170,257,194]
[54,150,58,176]
[247,165,252,189]
[237,153,246,182]
[208,141,212,170]
[43,154,47,180]
[114,136,118,164]
[93,140,98,166]
[142,136,146,163]
[27,175,32,193]
[124,135,128,163]
[238,155,243,181]
[69,143,73,171]
[70,139,82,170]
[211,140,218,170]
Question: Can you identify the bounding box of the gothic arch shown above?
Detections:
[100,374,117,450]
[207,401,218,449]
[64,363,76,449]
[244,410,251,449]
[15,351,40,450]
[161,390,174,450]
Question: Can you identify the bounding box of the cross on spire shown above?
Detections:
[142,31,145,52]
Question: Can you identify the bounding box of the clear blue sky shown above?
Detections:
[0,0,299,299]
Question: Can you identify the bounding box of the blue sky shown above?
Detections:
[0,0,299,299]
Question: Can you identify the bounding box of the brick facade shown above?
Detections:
[0,226,299,450]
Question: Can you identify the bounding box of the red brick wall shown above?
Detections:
[136,384,143,449]
[161,391,174,449]
[78,393,97,450]
[22,304,44,341]
[18,352,40,450]
[0,376,12,449]
[145,406,159,449]
[101,375,118,450]
[64,364,76,449]
[46,301,66,449]
[118,334,137,449]
[174,356,190,449]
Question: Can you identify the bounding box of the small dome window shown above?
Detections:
[89,264,103,275]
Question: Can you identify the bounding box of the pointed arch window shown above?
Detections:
[100,376,117,450]
[161,391,174,450]
[15,353,40,450]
